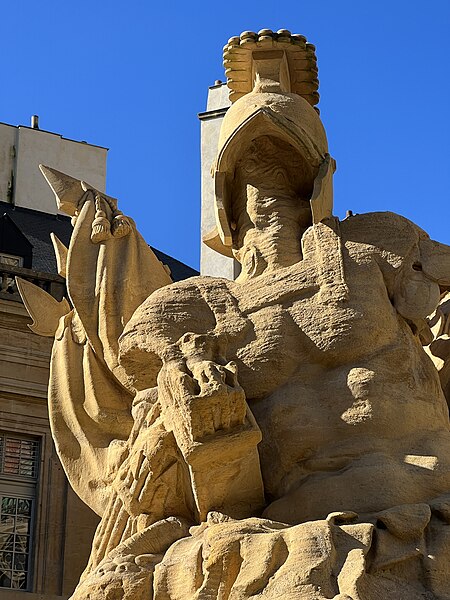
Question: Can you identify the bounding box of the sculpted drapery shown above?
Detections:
[19,30,450,600]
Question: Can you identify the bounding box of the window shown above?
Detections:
[0,253,24,268]
[0,253,24,294]
[0,434,40,590]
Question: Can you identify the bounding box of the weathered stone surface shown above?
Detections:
[152,508,449,599]
[19,28,450,599]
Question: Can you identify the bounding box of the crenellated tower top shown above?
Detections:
[223,29,320,110]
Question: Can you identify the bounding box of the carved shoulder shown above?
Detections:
[118,276,233,390]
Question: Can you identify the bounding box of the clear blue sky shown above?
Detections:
[1,1,449,269]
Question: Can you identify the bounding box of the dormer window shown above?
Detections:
[0,253,23,268]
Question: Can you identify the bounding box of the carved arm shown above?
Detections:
[157,332,264,522]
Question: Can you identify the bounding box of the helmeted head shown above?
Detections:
[203,29,335,258]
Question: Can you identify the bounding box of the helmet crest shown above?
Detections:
[223,29,320,110]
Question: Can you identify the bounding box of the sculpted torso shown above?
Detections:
[240,224,450,523]
[121,211,450,527]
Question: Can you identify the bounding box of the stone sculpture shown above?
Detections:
[18,29,450,599]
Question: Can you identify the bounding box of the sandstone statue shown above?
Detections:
[18,29,450,599]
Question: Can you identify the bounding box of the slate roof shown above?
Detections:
[0,201,198,281]
[151,247,199,282]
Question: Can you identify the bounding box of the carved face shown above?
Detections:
[394,237,450,320]
[230,135,313,250]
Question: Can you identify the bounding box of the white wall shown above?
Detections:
[15,127,107,214]
[0,123,16,204]
[0,122,107,215]
[199,84,240,279]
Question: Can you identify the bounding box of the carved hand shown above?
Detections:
[158,333,263,520]
[189,359,247,435]
[159,358,247,446]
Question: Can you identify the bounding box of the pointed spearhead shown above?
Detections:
[39,165,92,216]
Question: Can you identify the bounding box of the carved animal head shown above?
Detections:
[341,212,450,322]
[394,236,450,321]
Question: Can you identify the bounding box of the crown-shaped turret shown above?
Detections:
[223,29,319,109]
